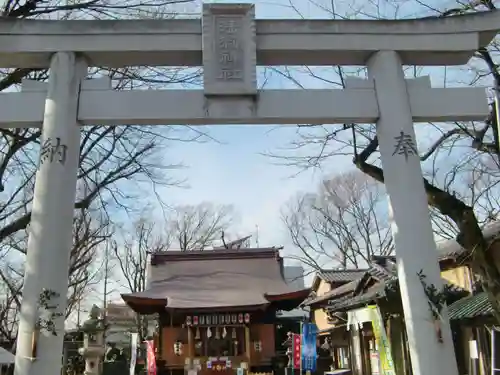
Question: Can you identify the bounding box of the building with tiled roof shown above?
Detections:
[121,247,310,375]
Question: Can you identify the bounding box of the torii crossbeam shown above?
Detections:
[0,76,489,127]
[2,4,499,375]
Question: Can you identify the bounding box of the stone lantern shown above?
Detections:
[78,305,106,375]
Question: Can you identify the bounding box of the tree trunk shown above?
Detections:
[354,155,500,323]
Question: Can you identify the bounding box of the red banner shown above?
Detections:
[145,340,157,375]
[292,333,301,369]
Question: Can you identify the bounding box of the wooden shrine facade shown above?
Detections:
[121,248,310,375]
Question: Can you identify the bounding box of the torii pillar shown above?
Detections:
[2,6,497,375]
[368,50,458,375]
[14,52,87,375]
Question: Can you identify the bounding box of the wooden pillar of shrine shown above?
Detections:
[158,315,163,359]
[187,326,194,358]
[245,326,251,364]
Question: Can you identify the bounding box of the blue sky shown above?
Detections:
[158,125,351,253]
[91,0,493,290]
[147,0,462,264]
[150,0,365,261]
[73,0,498,316]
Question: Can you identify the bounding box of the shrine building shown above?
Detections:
[121,247,310,375]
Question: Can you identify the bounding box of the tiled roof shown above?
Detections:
[436,221,500,261]
[303,278,362,306]
[325,252,465,313]
[367,259,397,282]
[301,292,317,305]
[448,292,493,321]
[311,259,397,310]
[318,269,368,283]
[327,276,468,313]
[327,282,390,311]
[123,248,309,312]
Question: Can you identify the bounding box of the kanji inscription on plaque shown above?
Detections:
[202,3,257,95]
[215,16,244,82]
[392,131,418,161]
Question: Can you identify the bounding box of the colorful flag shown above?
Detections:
[145,340,157,375]
[292,333,302,369]
[368,306,395,375]
[301,323,318,372]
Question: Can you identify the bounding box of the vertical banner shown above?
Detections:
[292,333,302,369]
[130,333,138,375]
[145,340,157,375]
[368,306,395,375]
[301,323,318,372]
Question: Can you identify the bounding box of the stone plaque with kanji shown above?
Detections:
[202,3,257,95]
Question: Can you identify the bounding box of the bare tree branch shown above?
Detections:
[271,0,500,322]
[169,203,235,251]
[283,170,392,270]
[112,217,170,340]
[0,0,201,345]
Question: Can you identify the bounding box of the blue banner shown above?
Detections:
[301,323,317,372]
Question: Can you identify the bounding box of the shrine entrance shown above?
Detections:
[1,5,499,375]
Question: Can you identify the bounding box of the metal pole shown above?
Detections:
[494,83,500,165]
[76,300,81,328]
[470,331,478,375]
[492,327,496,375]
[472,355,478,375]
[103,240,109,343]
[103,240,109,311]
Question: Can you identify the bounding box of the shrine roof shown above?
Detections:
[149,247,283,263]
[121,248,310,313]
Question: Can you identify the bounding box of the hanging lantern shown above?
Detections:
[173,340,183,356]
[225,314,231,324]
[186,316,192,326]
[244,313,250,324]
[231,315,237,324]
[195,327,200,340]
[200,315,206,325]
[238,314,243,324]
[193,316,199,325]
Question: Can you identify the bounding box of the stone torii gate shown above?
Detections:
[0,4,499,375]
